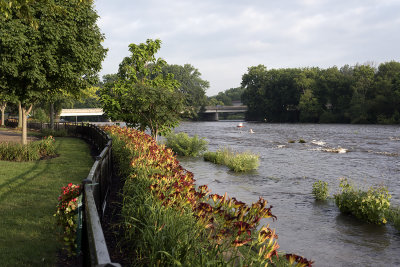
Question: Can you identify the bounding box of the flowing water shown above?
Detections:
[174,122,400,267]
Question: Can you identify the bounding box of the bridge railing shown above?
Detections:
[27,122,120,267]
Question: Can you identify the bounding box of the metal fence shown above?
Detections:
[27,122,121,267]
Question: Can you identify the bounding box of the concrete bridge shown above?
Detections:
[59,108,104,122]
[60,106,248,122]
[201,105,247,121]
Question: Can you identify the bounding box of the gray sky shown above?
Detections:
[94,0,400,96]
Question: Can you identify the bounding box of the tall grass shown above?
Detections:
[0,136,56,161]
[164,132,208,157]
[204,147,259,172]
[111,135,225,266]
[105,126,301,266]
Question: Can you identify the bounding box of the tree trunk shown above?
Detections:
[21,105,33,145]
[18,102,22,128]
[0,102,6,127]
[50,102,54,130]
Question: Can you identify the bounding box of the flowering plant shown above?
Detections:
[104,126,313,265]
[54,183,81,255]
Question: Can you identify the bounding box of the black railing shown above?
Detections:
[27,122,120,267]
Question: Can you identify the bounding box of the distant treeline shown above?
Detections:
[240,61,400,124]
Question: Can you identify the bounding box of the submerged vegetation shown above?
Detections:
[386,207,400,231]
[165,132,208,157]
[105,126,312,266]
[311,178,400,232]
[334,178,391,225]
[312,180,329,201]
[204,147,260,172]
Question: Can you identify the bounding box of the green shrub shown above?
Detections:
[334,178,391,224]
[0,136,57,161]
[41,128,68,137]
[312,180,329,201]
[165,132,208,157]
[298,139,306,143]
[204,147,259,172]
[31,108,49,123]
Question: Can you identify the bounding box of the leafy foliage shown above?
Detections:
[208,87,245,106]
[165,132,208,157]
[163,64,209,118]
[54,183,81,255]
[386,207,400,231]
[312,180,329,201]
[334,178,391,224]
[40,128,68,137]
[0,0,106,143]
[241,62,400,124]
[204,147,259,172]
[104,126,294,266]
[0,135,56,161]
[100,39,183,140]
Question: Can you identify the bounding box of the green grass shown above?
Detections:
[0,137,93,266]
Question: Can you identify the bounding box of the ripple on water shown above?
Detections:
[175,122,400,267]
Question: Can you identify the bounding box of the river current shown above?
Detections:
[173,122,400,267]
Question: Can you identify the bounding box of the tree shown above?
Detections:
[298,89,321,122]
[1,0,93,28]
[100,39,184,140]
[348,64,375,123]
[0,92,10,126]
[370,61,400,123]
[208,87,245,106]
[241,65,269,121]
[0,0,106,143]
[163,64,209,118]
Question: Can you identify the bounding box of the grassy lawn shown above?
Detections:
[0,137,94,266]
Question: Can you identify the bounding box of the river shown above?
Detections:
[173,122,400,267]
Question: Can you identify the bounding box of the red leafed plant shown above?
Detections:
[54,183,81,255]
[104,126,311,266]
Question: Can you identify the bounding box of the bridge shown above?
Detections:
[201,105,247,121]
[60,106,248,122]
[59,108,104,122]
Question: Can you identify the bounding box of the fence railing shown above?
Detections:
[27,122,120,267]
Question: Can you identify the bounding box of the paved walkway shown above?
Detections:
[0,129,39,143]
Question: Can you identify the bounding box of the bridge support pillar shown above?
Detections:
[202,112,219,121]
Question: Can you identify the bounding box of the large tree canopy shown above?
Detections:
[162,64,209,118]
[0,0,107,143]
[241,62,400,124]
[100,39,184,140]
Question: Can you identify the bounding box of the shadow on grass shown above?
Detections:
[0,140,62,202]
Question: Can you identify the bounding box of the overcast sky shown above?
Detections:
[94,0,400,96]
